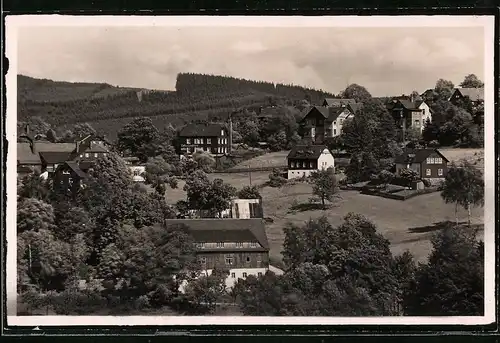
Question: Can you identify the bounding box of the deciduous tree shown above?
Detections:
[237,185,262,199]
[309,168,339,209]
[404,225,483,316]
[17,198,56,234]
[441,160,484,226]
[459,74,484,88]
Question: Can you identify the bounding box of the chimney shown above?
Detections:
[29,138,35,154]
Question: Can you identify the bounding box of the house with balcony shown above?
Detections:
[177,123,230,157]
[166,218,272,289]
[387,99,432,133]
[287,145,335,179]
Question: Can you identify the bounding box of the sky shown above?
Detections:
[16,25,485,97]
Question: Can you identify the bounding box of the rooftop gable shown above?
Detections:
[163,219,269,249]
[287,145,330,160]
[179,123,226,137]
[394,148,449,164]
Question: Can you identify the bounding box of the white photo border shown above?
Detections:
[4,14,496,327]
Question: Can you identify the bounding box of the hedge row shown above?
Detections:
[360,187,439,201]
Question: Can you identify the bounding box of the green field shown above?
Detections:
[165,148,485,264]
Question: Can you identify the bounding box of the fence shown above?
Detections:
[360,187,439,201]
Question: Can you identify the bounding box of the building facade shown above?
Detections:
[387,99,432,133]
[448,88,484,107]
[394,148,449,180]
[165,218,270,289]
[178,123,230,157]
[287,145,335,179]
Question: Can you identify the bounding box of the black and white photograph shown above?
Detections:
[5,15,495,326]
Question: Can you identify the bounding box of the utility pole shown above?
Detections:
[249,167,252,186]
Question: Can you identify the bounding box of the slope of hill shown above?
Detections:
[17,73,336,139]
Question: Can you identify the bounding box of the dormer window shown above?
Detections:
[250,242,258,248]
[221,130,225,136]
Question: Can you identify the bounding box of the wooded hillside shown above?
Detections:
[17,74,335,139]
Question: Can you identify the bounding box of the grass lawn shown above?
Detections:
[232,148,484,172]
[163,147,485,264]
[260,182,484,264]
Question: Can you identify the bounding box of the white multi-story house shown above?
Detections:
[300,101,361,143]
[287,145,335,179]
[387,99,432,133]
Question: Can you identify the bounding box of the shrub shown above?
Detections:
[421,179,432,187]
[268,169,287,188]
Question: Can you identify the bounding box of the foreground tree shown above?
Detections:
[17,198,56,234]
[309,168,339,209]
[441,160,484,226]
[234,214,410,316]
[404,225,483,316]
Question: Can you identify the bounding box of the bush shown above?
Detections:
[421,179,431,187]
[268,169,287,187]
[428,140,440,148]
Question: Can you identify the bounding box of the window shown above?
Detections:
[242,272,247,278]
[216,242,225,248]
[256,254,262,263]
[438,168,443,176]
[258,272,263,277]
[231,273,236,278]
[85,153,90,158]
[246,256,251,263]
[198,242,205,248]
[414,120,420,127]
[94,153,98,158]
[309,161,313,168]
[333,129,337,135]
[225,255,233,265]
[207,138,212,144]
[422,109,426,115]
[221,130,225,136]
[291,161,296,168]
[80,154,83,158]
[250,242,258,248]
[426,169,431,176]
[199,257,206,265]
[236,242,243,248]
[436,158,442,164]
[186,138,191,144]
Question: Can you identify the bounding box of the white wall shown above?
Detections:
[327,109,353,137]
[178,267,269,292]
[288,169,314,179]
[287,149,335,179]
[129,166,145,182]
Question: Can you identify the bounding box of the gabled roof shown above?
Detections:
[287,145,330,160]
[163,219,269,250]
[323,98,356,107]
[64,161,88,178]
[452,88,484,102]
[300,106,330,121]
[179,123,226,137]
[17,143,42,165]
[39,151,72,165]
[394,148,449,164]
[348,103,363,114]
[325,107,348,122]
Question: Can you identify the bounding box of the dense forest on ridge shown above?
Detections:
[18,73,336,139]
